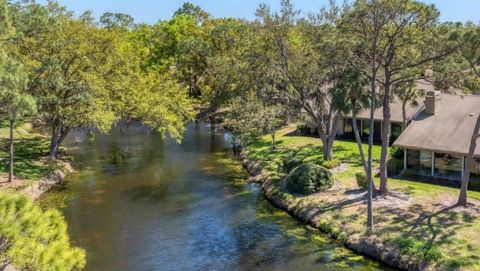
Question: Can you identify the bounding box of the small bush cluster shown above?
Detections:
[286,164,334,195]
[282,156,303,174]
[394,236,444,262]
[390,147,404,159]
[322,158,341,169]
[387,158,404,176]
[355,172,368,189]
[401,168,417,177]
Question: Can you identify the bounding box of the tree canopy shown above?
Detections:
[0,193,86,270]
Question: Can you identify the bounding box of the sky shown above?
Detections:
[36,0,480,25]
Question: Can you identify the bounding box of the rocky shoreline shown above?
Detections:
[21,158,74,201]
[238,150,429,271]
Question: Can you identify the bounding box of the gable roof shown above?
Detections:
[393,94,480,157]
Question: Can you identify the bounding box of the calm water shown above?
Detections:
[42,121,387,271]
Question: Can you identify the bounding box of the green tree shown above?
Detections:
[0,193,85,270]
[140,8,212,98]
[0,0,37,182]
[340,0,384,230]
[111,22,195,141]
[345,0,459,196]
[174,2,210,25]
[8,1,194,157]
[255,0,344,161]
[32,15,116,158]
[202,18,250,108]
[395,80,423,130]
[341,0,460,228]
[0,51,36,182]
[99,12,134,29]
[226,91,284,149]
[226,93,264,150]
[332,68,370,175]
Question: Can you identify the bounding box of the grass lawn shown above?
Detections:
[0,120,53,191]
[245,125,480,269]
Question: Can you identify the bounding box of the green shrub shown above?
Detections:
[355,172,368,190]
[448,258,475,269]
[394,236,444,262]
[322,158,341,169]
[282,156,302,173]
[401,168,417,177]
[296,124,315,135]
[390,147,404,159]
[387,158,404,176]
[286,164,334,194]
[0,193,86,271]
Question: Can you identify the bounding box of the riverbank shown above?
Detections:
[20,158,74,201]
[0,121,74,200]
[239,125,480,270]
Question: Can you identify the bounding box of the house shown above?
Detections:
[336,80,455,142]
[336,79,468,142]
[393,91,480,182]
[337,95,424,142]
[299,79,480,182]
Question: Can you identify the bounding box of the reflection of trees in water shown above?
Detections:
[248,196,380,269]
[55,120,385,270]
[70,122,164,175]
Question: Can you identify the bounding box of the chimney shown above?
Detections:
[424,90,441,115]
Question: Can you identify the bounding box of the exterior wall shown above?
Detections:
[340,117,402,142]
[469,157,480,182]
[337,118,344,136]
[403,148,480,181]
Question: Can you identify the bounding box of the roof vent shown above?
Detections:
[425,90,441,115]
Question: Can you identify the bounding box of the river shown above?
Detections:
[41,121,387,271]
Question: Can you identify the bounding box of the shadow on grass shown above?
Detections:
[0,136,50,180]
[374,202,480,267]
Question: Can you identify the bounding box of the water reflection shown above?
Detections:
[41,121,387,271]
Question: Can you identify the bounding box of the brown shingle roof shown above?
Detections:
[416,78,464,95]
[345,80,460,123]
[393,94,480,157]
[346,95,423,123]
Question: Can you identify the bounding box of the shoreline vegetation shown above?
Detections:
[0,121,83,271]
[0,121,74,201]
[238,125,480,270]
[0,0,479,269]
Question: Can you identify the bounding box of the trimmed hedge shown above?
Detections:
[286,164,334,195]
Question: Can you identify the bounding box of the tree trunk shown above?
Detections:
[458,114,480,206]
[8,120,14,183]
[49,126,59,158]
[367,69,377,231]
[271,129,276,149]
[49,123,70,158]
[352,113,368,175]
[402,101,407,131]
[318,129,334,161]
[379,72,392,195]
[322,142,334,161]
